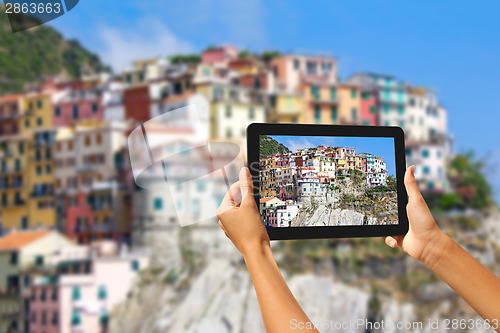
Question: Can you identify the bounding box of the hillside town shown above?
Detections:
[259,142,391,227]
[0,45,451,333]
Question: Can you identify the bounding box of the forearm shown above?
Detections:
[243,245,319,333]
[427,233,500,324]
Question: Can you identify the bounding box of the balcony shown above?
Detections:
[0,111,20,120]
[77,164,96,173]
[0,286,19,297]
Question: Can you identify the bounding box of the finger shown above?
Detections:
[218,220,226,232]
[385,236,398,248]
[239,167,253,200]
[217,181,241,216]
[404,165,423,204]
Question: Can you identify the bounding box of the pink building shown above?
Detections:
[54,91,103,127]
[360,89,379,126]
[201,45,238,65]
[25,241,149,333]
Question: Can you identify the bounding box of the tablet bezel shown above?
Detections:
[247,123,409,240]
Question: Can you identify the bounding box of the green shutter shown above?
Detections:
[98,285,107,300]
[72,286,81,300]
[71,310,81,326]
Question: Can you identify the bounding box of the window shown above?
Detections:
[362,92,371,100]
[35,255,44,266]
[36,166,42,175]
[398,105,405,115]
[225,105,232,118]
[293,59,300,69]
[314,106,321,123]
[351,108,358,122]
[226,128,232,139]
[55,107,61,117]
[153,198,163,210]
[306,61,317,75]
[52,311,58,325]
[351,88,358,99]
[21,216,28,229]
[72,105,79,119]
[197,181,206,192]
[37,100,43,109]
[330,88,336,101]
[383,105,390,114]
[85,135,91,146]
[10,252,18,265]
[92,103,98,113]
[68,141,73,150]
[131,260,140,272]
[71,310,81,326]
[437,150,442,158]
[18,142,24,155]
[96,134,102,145]
[15,159,21,171]
[311,86,320,100]
[98,285,107,300]
[423,166,430,175]
[249,107,255,120]
[72,286,81,300]
[383,89,390,101]
[370,105,376,114]
[422,149,430,158]
[25,119,30,128]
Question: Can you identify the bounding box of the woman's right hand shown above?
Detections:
[217,167,270,257]
[385,165,450,268]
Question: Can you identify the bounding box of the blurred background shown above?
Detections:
[0,1,499,332]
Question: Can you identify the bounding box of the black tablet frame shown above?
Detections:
[247,123,409,240]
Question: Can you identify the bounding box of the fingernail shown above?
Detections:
[389,240,396,247]
[410,165,415,177]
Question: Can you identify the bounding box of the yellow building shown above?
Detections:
[19,93,57,228]
[300,81,339,124]
[268,93,304,123]
[0,94,32,230]
[337,84,362,125]
[0,231,73,333]
[0,135,30,230]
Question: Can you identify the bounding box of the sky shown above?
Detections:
[47,0,500,201]
[269,135,396,176]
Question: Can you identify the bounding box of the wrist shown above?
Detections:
[241,241,272,261]
[421,229,452,270]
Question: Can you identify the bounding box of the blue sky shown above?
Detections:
[269,135,396,176]
[48,0,500,201]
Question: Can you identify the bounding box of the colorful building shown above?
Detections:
[267,92,304,123]
[0,231,73,333]
[201,45,239,65]
[301,81,339,124]
[53,90,103,127]
[23,241,149,333]
[270,55,337,92]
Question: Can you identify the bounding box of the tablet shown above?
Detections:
[247,123,408,240]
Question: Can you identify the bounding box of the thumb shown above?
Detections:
[404,165,423,204]
[239,167,254,200]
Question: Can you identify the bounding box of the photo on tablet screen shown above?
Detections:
[259,135,398,228]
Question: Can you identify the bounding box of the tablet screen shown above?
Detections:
[258,135,398,227]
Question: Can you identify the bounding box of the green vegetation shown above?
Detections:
[424,153,493,211]
[262,50,281,62]
[448,153,493,209]
[0,10,109,95]
[238,50,251,58]
[259,135,291,159]
[168,54,201,64]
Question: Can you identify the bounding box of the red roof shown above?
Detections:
[260,197,277,203]
[0,230,51,252]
